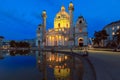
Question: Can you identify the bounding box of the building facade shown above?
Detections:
[36,2,88,47]
[0,36,4,48]
[103,20,120,45]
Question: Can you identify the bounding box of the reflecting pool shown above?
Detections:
[0,50,84,80]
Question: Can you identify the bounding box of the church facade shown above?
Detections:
[36,2,88,47]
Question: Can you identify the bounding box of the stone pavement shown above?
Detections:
[59,49,120,80]
[88,50,120,80]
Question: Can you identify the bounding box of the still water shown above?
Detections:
[0,50,84,80]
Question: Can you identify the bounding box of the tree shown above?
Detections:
[93,31,101,46]
[0,36,4,47]
[93,30,108,47]
[9,41,30,48]
[9,40,16,47]
[100,30,109,47]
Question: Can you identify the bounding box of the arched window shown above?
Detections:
[78,38,84,47]
[79,28,82,32]
[79,20,82,24]
[58,16,60,18]
[66,24,68,28]
[58,23,60,28]
[79,39,83,41]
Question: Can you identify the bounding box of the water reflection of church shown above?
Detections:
[36,2,88,47]
[36,51,84,80]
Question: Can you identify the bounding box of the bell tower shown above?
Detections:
[36,24,43,48]
[75,16,88,46]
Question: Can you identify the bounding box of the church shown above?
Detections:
[36,2,88,48]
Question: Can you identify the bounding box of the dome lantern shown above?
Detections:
[42,10,47,18]
[61,6,65,11]
[69,2,74,11]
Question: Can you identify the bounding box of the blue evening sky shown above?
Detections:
[0,0,120,40]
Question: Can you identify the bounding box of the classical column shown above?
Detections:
[42,10,47,46]
[68,2,74,47]
[50,36,52,46]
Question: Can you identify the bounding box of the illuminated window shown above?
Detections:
[58,16,60,18]
[117,26,120,29]
[79,28,82,32]
[79,20,82,24]
[58,23,60,28]
[59,29,61,31]
[62,28,64,31]
[112,27,114,30]
[112,32,115,35]
[65,38,67,41]
[117,32,119,34]
[59,36,61,40]
[66,24,68,28]
[79,39,83,41]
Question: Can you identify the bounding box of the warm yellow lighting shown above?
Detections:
[61,6,65,11]
[42,10,47,18]
[42,10,46,14]
[62,28,64,31]
[79,28,82,32]
[59,57,62,62]
[62,65,64,69]
[54,68,70,78]
[69,2,73,7]
[49,36,51,39]
[55,28,58,31]
[112,32,115,35]
[59,29,61,31]
[65,56,68,60]
[51,55,55,61]
[56,58,59,62]
[64,63,67,66]
[59,36,61,40]
[52,36,54,41]
[58,66,62,68]
[55,66,59,68]
[49,58,52,61]
[54,6,70,29]
[65,38,67,41]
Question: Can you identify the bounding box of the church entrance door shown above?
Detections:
[38,40,40,48]
[78,38,84,47]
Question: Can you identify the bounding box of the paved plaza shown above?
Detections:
[88,50,120,80]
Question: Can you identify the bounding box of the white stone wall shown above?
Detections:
[75,16,88,46]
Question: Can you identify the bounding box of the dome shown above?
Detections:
[56,6,70,19]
